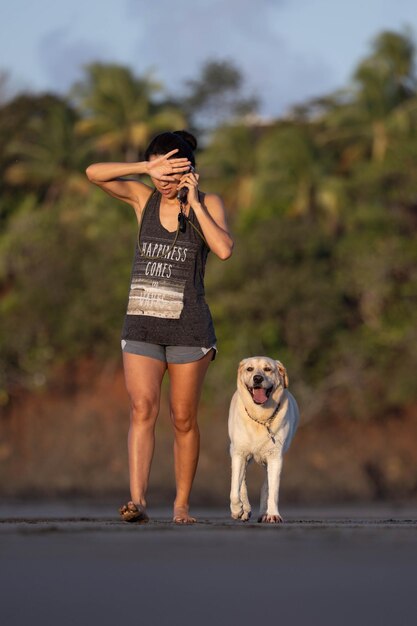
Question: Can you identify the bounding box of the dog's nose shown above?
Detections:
[253,375,264,385]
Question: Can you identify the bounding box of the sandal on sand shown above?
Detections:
[119,501,149,523]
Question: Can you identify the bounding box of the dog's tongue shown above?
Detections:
[253,387,268,404]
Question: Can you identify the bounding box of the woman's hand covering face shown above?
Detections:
[147,149,191,181]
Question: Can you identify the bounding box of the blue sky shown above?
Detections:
[1,0,416,117]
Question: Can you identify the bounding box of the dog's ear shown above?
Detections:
[237,358,249,383]
[238,358,249,370]
[276,360,289,388]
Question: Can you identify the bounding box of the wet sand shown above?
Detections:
[1,501,417,626]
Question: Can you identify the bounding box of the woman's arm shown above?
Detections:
[177,170,234,260]
[193,194,234,260]
[85,149,191,213]
[85,161,152,212]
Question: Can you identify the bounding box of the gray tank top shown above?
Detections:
[121,189,216,347]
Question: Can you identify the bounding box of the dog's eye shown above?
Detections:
[263,367,272,372]
[246,366,254,372]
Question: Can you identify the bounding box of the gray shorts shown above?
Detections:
[121,339,217,364]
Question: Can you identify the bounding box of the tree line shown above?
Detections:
[0,30,416,421]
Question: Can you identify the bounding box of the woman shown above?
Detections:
[86,130,233,524]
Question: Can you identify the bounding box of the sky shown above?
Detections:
[1,0,417,118]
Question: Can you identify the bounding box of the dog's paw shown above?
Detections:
[231,507,252,521]
[230,502,248,520]
[258,513,284,524]
[231,506,243,519]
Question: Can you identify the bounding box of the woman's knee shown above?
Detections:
[170,406,198,434]
[129,395,159,427]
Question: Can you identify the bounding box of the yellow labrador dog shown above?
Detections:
[228,357,299,523]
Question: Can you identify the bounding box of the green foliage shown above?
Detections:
[1,32,417,420]
[353,29,416,118]
[182,59,259,133]
[205,216,344,406]
[3,94,93,205]
[199,122,259,211]
[0,192,136,395]
[71,63,187,161]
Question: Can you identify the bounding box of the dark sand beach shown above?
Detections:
[1,501,417,626]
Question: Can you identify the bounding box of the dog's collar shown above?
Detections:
[244,402,281,444]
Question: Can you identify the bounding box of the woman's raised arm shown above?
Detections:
[85,161,152,212]
[85,150,192,211]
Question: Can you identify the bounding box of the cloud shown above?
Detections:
[36,1,336,116]
[38,27,111,92]
[126,0,335,116]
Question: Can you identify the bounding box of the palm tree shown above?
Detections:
[71,63,187,161]
[315,30,417,165]
[198,121,261,212]
[3,94,92,203]
[354,30,416,161]
[249,116,346,227]
[181,59,259,136]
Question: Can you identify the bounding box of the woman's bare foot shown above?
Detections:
[173,504,196,524]
[119,501,149,523]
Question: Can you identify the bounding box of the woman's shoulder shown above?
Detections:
[200,191,226,215]
[201,190,222,201]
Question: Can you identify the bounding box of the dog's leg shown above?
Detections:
[258,473,268,522]
[230,453,247,520]
[239,469,251,521]
[259,455,284,523]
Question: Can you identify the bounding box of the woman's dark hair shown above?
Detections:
[144,130,197,167]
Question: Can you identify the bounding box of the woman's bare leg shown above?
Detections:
[167,350,213,523]
[122,352,167,517]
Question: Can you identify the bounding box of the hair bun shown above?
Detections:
[173,130,197,151]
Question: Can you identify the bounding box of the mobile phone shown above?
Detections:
[177,166,194,203]
[177,186,188,204]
